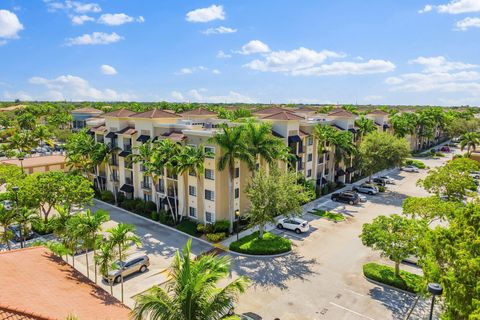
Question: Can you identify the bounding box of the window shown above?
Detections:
[308,136,313,145]
[205,190,214,201]
[205,169,214,180]
[307,169,312,178]
[189,170,196,177]
[205,211,213,223]
[204,146,215,158]
[326,154,330,161]
[235,188,239,199]
[307,153,313,162]
[143,194,152,202]
[234,167,240,178]
[189,207,197,218]
[189,185,196,196]
[256,163,260,170]
[324,168,330,175]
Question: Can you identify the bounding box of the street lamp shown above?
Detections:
[235,209,240,241]
[428,283,443,320]
[18,156,24,175]
[11,186,20,247]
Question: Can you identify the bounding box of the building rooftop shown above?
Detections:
[103,109,137,118]
[1,155,66,168]
[262,111,304,120]
[328,109,356,118]
[252,106,292,115]
[0,247,130,320]
[71,107,104,114]
[130,109,182,119]
[116,126,137,135]
[367,109,390,116]
[181,108,217,116]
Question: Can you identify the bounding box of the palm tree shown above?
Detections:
[416,111,436,149]
[244,122,284,173]
[33,125,54,148]
[95,242,116,295]
[355,116,376,142]
[209,125,254,232]
[459,132,480,156]
[390,113,418,138]
[107,223,141,303]
[132,239,249,320]
[14,207,40,248]
[0,206,15,250]
[49,206,73,264]
[75,209,110,283]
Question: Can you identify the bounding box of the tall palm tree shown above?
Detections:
[459,132,480,156]
[390,113,418,138]
[244,122,284,173]
[49,206,73,264]
[33,125,54,148]
[14,207,40,248]
[75,209,110,283]
[209,125,254,232]
[416,111,436,149]
[132,239,249,320]
[95,242,116,295]
[107,223,141,303]
[0,206,15,250]
[355,116,376,142]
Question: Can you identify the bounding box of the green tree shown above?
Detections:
[107,223,141,302]
[360,214,421,276]
[459,132,480,156]
[132,239,249,320]
[14,207,40,248]
[245,169,310,238]
[402,196,461,225]
[358,131,410,180]
[48,206,74,264]
[94,242,116,295]
[209,126,254,232]
[355,116,376,142]
[61,173,95,214]
[0,205,15,250]
[244,122,284,171]
[390,112,418,138]
[331,130,356,165]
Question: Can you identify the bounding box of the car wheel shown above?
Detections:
[295,228,301,234]
[369,191,373,195]
[140,265,147,273]
[349,201,354,205]
[277,224,283,229]
[333,198,338,202]
[114,276,121,284]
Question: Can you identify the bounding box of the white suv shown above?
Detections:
[352,183,379,195]
[276,218,310,234]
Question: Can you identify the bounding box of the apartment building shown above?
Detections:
[88,106,383,224]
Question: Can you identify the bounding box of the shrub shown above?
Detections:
[363,262,423,293]
[327,181,337,192]
[120,199,137,211]
[150,211,158,221]
[196,223,205,233]
[100,190,114,203]
[321,185,329,195]
[378,186,386,192]
[159,210,174,226]
[310,209,345,222]
[336,182,345,189]
[229,231,292,255]
[213,220,230,233]
[145,201,157,212]
[176,219,199,237]
[32,220,54,235]
[116,192,125,204]
[206,232,226,242]
[405,159,427,169]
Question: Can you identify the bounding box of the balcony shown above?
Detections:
[109,159,118,166]
[123,144,132,152]
[155,184,165,193]
[110,174,119,182]
[141,181,152,190]
[107,142,118,150]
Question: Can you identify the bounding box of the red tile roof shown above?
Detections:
[162,131,186,141]
[103,109,137,118]
[116,126,137,135]
[71,108,103,114]
[130,109,181,119]
[1,155,66,168]
[368,109,389,116]
[328,109,356,118]
[252,106,292,115]
[90,125,107,133]
[0,247,130,320]
[262,111,304,120]
[181,108,217,116]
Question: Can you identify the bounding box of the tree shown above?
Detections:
[355,116,376,142]
[61,173,95,214]
[390,112,418,138]
[209,126,254,232]
[14,207,40,248]
[312,124,338,154]
[245,169,310,238]
[331,130,356,165]
[360,214,421,276]
[48,206,74,264]
[402,196,461,225]
[95,242,116,295]
[358,131,410,180]
[107,223,141,303]
[0,205,15,250]
[132,239,249,320]
[459,132,480,156]
[244,122,284,171]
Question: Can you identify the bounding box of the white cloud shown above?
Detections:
[0,10,24,43]
[45,1,101,13]
[238,40,270,55]
[100,64,117,75]
[386,56,480,96]
[455,16,480,30]
[421,0,480,14]
[65,32,123,46]
[29,74,134,101]
[176,66,217,75]
[71,14,94,25]
[216,50,232,58]
[186,5,225,23]
[187,89,254,103]
[171,91,185,101]
[3,90,33,101]
[98,13,142,26]
[212,69,221,75]
[243,45,394,76]
[202,26,237,35]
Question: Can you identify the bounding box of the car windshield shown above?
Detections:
[116,261,127,269]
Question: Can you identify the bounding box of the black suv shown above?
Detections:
[331,192,360,205]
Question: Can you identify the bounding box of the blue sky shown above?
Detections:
[1,0,480,105]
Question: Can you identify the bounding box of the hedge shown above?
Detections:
[229,231,291,255]
[363,262,423,293]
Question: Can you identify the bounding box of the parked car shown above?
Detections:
[372,178,386,187]
[8,225,34,242]
[331,191,360,205]
[276,217,310,234]
[401,165,419,172]
[240,313,263,320]
[104,255,150,284]
[440,146,451,152]
[352,183,379,195]
[470,171,480,179]
[378,175,395,184]
[345,191,367,202]
[1,200,13,210]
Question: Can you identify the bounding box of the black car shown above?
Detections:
[372,178,386,186]
[8,225,35,242]
[331,192,360,205]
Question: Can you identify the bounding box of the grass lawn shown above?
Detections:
[176,220,199,237]
[310,209,345,221]
[229,231,292,255]
[363,262,423,293]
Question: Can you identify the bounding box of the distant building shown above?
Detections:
[1,155,67,174]
[71,107,104,131]
[0,247,130,320]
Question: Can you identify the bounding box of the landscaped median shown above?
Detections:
[309,209,345,222]
[363,262,423,294]
[229,231,292,255]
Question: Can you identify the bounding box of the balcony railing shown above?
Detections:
[155,184,165,193]
[141,181,152,190]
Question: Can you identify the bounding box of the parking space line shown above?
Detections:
[276,230,305,240]
[344,288,368,297]
[329,302,376,320]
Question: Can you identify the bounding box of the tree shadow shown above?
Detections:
[367,285,417,320]
[227,250,318,290]
[363,190,408,207]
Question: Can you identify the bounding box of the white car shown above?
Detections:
[401,165,419,172]
[344,191,367,202]
[276,217,310,234]
[352,183,379,195]
[379,175,395,184]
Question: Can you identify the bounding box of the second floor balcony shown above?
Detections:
[125,176,134,185]
[109,158,118,166]
[141,181,152,190]
[110,174,119,182]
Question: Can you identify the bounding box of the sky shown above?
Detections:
[1,0,480,106]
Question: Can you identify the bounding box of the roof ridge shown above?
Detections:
[0,304,56,320]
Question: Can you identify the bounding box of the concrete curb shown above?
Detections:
[93,199,214,248]
[363,275,418,297]
[228,249,292,259]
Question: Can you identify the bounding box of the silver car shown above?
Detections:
[105,255,150,283]
[352,183,379,195]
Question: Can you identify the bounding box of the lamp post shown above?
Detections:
[11,186,20,248]
[428,283,443,320]
[235,209,240,241]
[18,156,24,175]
